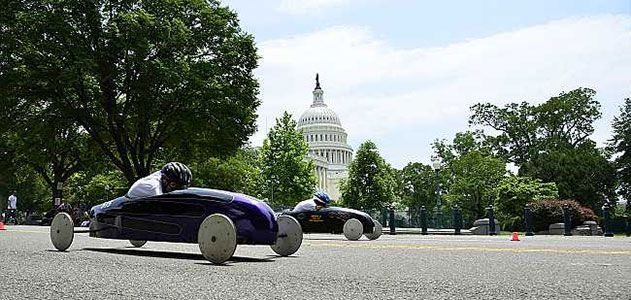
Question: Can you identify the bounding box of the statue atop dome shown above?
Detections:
[312,73,325,107]
[315,73,321,90]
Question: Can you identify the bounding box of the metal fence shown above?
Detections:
[363,207,476,229]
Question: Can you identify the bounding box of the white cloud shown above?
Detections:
[252,15,631,168]
[277,0,352,15]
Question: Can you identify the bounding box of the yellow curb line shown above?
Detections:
[305,242,631,256]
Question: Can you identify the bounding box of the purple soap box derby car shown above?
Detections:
[49,188,303,264]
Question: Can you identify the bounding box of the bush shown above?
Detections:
[529,199,595,232]
[494,176,558,231]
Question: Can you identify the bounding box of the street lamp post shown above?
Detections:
[432,159,442,229]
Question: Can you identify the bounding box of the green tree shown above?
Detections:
[494,176,558,230]
[399,162,436,210]
[65,169,128,210]
[0,164,50,216]
[433,131,506,220]
[537,88,601,149]
[610,98,631,205]
[520,143,617,210]
[469,88,613,210]
[446,151,506,220]
[259,112,316,206]
[469,102,538,166]
[469,88,601,166]
[0,101,101,208]
[193,148,261,196]
[0,0,260,184]
[340,141,396,210]
[11,109,97,206]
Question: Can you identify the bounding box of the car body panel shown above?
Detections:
[282,206,375,234]
[89,188,278,245]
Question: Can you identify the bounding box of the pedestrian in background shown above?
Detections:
[7,191,17,225]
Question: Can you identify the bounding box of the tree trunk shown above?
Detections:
[52,183,63,208]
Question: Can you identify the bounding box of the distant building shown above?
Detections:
[296,74,353,200]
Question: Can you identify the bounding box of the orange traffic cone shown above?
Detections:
[0,221,5,230]
[511,232,519,241]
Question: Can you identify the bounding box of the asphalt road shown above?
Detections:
[1,225,630,299]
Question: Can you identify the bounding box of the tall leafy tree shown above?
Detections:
[610,98,631,206]
[0,72,100,206]
[433,131,506,219]
[433,130,492,166]
[64,168,128,210]
[11,108,97,205]
[537,88,601,148]
[0,0,260,184]
[520,143,616,210]
[259,112,316,206]
[469,102,538,166]
[399,162,437,210]
[469,88,601,166]
[193,147,261,196]
[340,141,396,210]
[469,88,613,210]
[446,151,506,220]
[0,135,50,214]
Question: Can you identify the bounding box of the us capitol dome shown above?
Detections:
[297,74,353,200]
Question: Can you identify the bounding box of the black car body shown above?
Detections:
[282,206,376,234]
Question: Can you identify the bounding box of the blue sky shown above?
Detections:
[222,0,631,169]
[228,1,630,45]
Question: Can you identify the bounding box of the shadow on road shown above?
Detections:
[80,247,274,264]
[303,237,375,242]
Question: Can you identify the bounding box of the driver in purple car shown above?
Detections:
[126,162,192,199]
[293,191,332,212]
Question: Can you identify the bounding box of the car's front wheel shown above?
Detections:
[198,214,237,264]
[343,218,363,241]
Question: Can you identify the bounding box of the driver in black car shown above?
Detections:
[293,191,332,212]
[126,162,192,199]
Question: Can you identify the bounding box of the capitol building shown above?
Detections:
[297,74,353,200]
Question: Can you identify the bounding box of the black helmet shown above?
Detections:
[161,162,192,187]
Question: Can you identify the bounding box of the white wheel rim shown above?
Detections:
[198,214,237,264]
[365,219,382,240]
[343,218,363,241]
[271,215,303,256]
[130,240,147,247]
[50,212,74,251]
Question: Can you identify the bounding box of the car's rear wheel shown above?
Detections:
[271,215,303,256]
[130,240,147,247]
[343,218,363,241]
[198,214,237,264]
[365,219,382,240]
[50,212,74,251]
